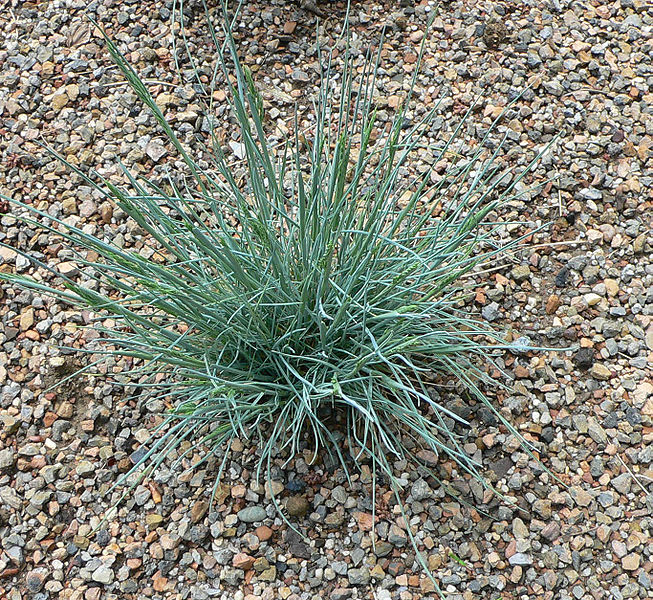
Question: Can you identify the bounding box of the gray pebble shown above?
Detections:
[508,553,532,566]
[610,473,631,495]
[0,448,15,472]
[482,302,501,321]
[91,565,114,585]
[410,478,431,501]
[347,567,370,586]
[237,506,267,523]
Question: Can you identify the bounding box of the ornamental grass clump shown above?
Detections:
[3,5,551,585]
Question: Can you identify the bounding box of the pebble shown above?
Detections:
[597,492,614,508]
[587,418,608,445]
[388,524,408,547]
[622,554,640,571]
[145,140,168,162]
[255,525,273,541]
[191,500,209,523]
[511,264,531,282]
[76,461,95,477]
[374,541,393,557]
[146,514,163,526]
[541,522,561,542]
[573,348,595,369]
[570,486,593,507]
[0,448,16,472]
[348,567,371,586]
[508,553,533,566]
[232,553,255,570]
[285,495,310,517]
[482,302,501,321]
[611,473,631,495]
[410,478,431,501]
[545,295,561,314]
[512,518,529,539]
[331,485,347,504]
[26,570,47,593]
[237,507,267,523]
[590,363,612,381]
[258,566,277,581]
[30,490,52,508]
[91,565,114,585]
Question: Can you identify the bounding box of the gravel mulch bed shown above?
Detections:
[0,1,651,599]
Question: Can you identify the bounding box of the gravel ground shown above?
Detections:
[1,1,652,599]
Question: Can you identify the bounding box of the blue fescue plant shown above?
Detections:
[1,2,554,593]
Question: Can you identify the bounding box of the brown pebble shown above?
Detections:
[80,420,95,432]
[117,458,132,473]
[286,495,310,517]
[255,525,273,542]
[19,308,34,331]
[100,202,113,224]
[416,449,438,466]
[190,500,209,524]
[57,402,74,419]
[483,19,508,48]
[43,412,58,427]
[85,588,102,600]
[152,570,169,592]
[622,553,640,571]
[233,552,256,570]
[546,294,561,314]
